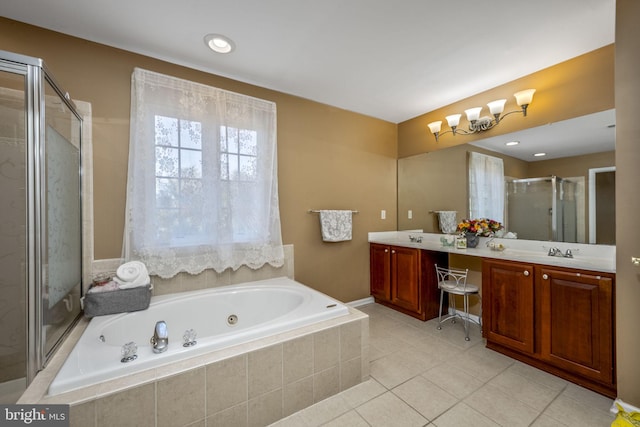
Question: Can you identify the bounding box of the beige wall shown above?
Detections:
[398,45,615,158]
[0,17,398,303]
[615,0,640,407]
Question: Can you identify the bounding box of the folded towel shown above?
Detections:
[319,210,353,242]
[87,280,120,293]
[436,211,457,234]
[114,261,151,289]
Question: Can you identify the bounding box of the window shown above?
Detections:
[468,151,505,222]
[124,68,284,278]
[154,115,204,243]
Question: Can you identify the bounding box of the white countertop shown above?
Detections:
[368,231,616,273]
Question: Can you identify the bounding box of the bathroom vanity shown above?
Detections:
[368,231,616,397]
[369,243,446,320]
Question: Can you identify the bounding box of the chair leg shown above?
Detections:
[478,295,483,334]
[463,294,470,341]
[437,289,444,330]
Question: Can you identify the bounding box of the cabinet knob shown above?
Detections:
[384,249,389,253]
[391,250,396,254]
[542,274,549,280]
[523,270,530,277]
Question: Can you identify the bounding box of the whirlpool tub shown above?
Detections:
[48,277,351,396]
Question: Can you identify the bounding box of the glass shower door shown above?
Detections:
[506,177,556,241]
[0,51,84,403]
[0,69,28,403]
[42,78,82,359]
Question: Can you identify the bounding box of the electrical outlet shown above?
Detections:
[408,210,413,219]
[381,210,386,220]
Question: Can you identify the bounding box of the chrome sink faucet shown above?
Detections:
[150,320,168,353]
[547,247,575,258]
[548,247,562,257]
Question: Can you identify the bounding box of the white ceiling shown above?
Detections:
[1,0,615,124]
[470,109,616,162]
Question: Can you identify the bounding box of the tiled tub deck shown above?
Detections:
[19,307,369,427]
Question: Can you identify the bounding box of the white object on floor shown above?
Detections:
[611,398,640,414]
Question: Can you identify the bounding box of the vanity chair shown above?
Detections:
[435,264,482,341]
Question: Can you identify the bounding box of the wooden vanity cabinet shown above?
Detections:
[482,259,535,354]
[483,258,616,397]
[538,267,614,386]
[369,243,446,320]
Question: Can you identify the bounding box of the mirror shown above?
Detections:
[398,109,616,245]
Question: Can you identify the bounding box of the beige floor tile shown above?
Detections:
[487,369,562,411]
[464,383,540,427]
[530,413,569,426]
[356,391,428,427]
[421,365,485,399]
[368,334,405,361]
[543,394,615,427]
[338,379,386,408]
[298,395,351,426]
[561,383,614,414]
[465,341,515,365]
[370,346,439,388]
[322,409,370,427]
[277,304,616,427]
[267,412,309,427]
[432,402,500,427]
[453,349,514,382]
[507,361,569,391]
[392,375,458,421]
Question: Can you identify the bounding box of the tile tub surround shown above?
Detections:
[19,307,368,427]
[369,231,616,273]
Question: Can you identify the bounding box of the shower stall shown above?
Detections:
[506,175,585,243]
[0,50,84,403]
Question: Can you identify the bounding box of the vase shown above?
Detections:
[465,233,480,248]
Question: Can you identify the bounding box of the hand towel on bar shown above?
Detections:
[113,261,151,289]
[319,210,353,242]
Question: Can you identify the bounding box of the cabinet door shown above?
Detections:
[538,267,614,384]
[483,259,535,354]
[391,246,421,313]
[370,244,391,301]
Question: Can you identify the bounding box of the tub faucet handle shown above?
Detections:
[151,320,168,353]
[121,341,138,363]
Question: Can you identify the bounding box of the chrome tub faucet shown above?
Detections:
[150,320,168,353]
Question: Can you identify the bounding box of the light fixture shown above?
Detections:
[534,152,547,157]
[427,89,536,142]
[505,141,520,146]
[204,34,235,54]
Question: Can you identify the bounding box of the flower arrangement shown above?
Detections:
[457,218,503,237]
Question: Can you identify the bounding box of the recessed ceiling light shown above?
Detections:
[505,141,520,146]
[204,34,235,54]
[533,152,547,157]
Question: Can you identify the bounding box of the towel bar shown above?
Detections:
[308,209,359,214]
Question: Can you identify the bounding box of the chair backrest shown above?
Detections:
[435,264,469,291]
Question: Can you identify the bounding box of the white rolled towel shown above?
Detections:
[114,261,150,289]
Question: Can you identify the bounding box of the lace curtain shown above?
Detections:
[123,68,284,278]
[468,151,505,223]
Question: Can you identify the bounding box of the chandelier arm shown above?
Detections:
[453,127,472,135]
[498,108,525,121]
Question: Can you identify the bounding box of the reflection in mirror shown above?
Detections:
[398,109,615,245]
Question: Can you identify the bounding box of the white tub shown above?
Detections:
[48,277,349,396]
